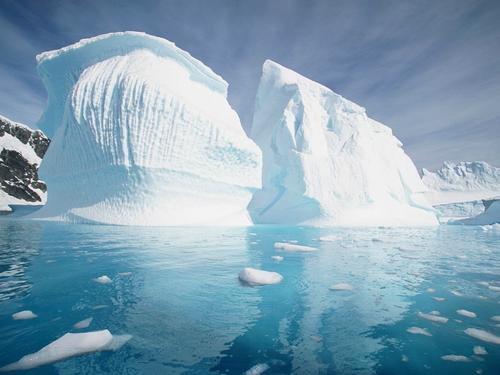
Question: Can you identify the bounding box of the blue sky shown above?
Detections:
[0,0,499,169]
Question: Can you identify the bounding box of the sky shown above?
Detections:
[0,0,499,170]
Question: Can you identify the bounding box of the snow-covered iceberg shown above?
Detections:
[248,60,437,226]
[32,32,261,225]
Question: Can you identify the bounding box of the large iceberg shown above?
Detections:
[248,60,437,226]
[32,32,261,225]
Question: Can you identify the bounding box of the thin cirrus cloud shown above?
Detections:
[0,0,498,170]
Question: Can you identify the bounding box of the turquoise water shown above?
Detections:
[0,221,499,374]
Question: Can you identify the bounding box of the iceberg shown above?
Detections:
[31,32,261,225]
[452,198,500,225]
[248,60,437,226]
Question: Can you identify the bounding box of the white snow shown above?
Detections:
[73,317,93,329]
[417,312,448,324]
[406,327,432,336]
[457,309,476,318]
[441,355,470,362]
[0,330,131,371]
[238,267,283,285]
[12,310,37,320]
[248,60,437,226]
[244,363,270,375]
[31,32,261,226]
[271,255,284,262]
[273,242,317,252]
[329,283,354,291]
[94,275,112,284]
[473,346,488,355]
[465,328,500,344]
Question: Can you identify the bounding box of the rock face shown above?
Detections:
[0,115,49,211]
[32,32,261,225]
[248,60,437,226]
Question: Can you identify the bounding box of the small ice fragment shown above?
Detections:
[94,275,112,284]
[239,268,283,286]
[433,297,446,302]
[406,327,432,336]
[0,330,131,371]
[271,256,284,262]
[12,310,37,320]
[457,309,476,318]
[329,283,354,291]
[430,311,441,315]
[319,235,340,242]
[244,363,270,375]
[441,355,470,362]
[488,285,500,292]
[91,305,108,310]
[274,242,317,252]
[491,315,500,322]
[73,317,93,329]
[477,281,490,287]
[465,328,500,344]
[417,312,448,324]
[427,288,436,293]
[451,290,463,296]
[473,346,487,355]
[118,272,132,277]
[401,354,408,362]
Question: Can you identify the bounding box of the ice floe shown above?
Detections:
[0,330,131,371]
[473,346,488,355]
[465,328,500,344]
[73,317,93,329]
[417,312,448,324]
[93,275,112,284]
[12,310,37,320]
[271,256,284,262]
[273,242,317,252]
[406,327,432,336]
[329,283,354,291]
[441,355,470,362]
[488,285,500,292]
[457,309,476,318]
[450,290,463,296]
[244,363,270,375]
[491,315,500,322]
[239,268,283,286]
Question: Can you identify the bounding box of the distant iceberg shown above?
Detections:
[248,60,437,226]
[31,32,261,225]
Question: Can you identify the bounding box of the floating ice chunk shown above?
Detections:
[319,235,340,242]
[244,363,270,375]
[104,334,133,350]
[0,330,131,371]
[465,328,500,344]
[406,327,432,336]
[417,312,448,324]
[488,285,500,292]
[430,310,441,316]
[401,354,408,362]
[12,310,37,320]
[477,281,490,287]
[473,346,488,355]
[457,309,477,318]
[94,275,112,284]
[433,297,446,302]
[329,283,354,291]
[491,315,500,322]
[441,355,470,362]
[427,288,436,293]
[238,268,283,286]
[118,272,132,277]
[73,317,93,329]
[274,242,317,252]
[451,290,463,296]
[271,256,284,262]
[91,305,109,310]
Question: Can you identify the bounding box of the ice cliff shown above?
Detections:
[32,32,261,225]
[248,60,437,226]
[0,115,49,212]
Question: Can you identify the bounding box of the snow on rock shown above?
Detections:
[273,242,317,252]
[417,311,448,324]
[473,346,487,355]
[406,327,432,336]
[12,310,37,320]
[465,328,500,344]
[31,32,261,226]
[248,60,437,226]
[457,309,477,318]
[0,330,131,371]
[238,267,283,285]
[329,283,354,291]
[93,275,112,284]
[441,355,470,362]
[73,317,93,329]
[422,161,500,206]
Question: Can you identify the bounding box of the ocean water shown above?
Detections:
[0,221,499,374]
